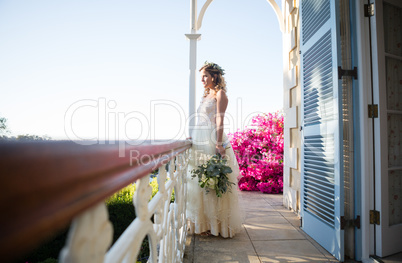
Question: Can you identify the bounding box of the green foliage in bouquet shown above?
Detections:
[191,154,235,197]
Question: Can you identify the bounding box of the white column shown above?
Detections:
[186,0,201,137]
[190,0,197,34]
[185,33,201,137]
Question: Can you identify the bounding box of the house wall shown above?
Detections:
[282,0,301,214]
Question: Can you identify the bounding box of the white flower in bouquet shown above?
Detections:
[206,177,218,188]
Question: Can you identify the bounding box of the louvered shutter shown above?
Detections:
[300,0,344,261]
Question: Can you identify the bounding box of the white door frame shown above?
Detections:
[355,0,374,261]
[356,0,402,260]
[371,0,402,257]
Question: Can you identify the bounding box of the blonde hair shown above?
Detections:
[199,63,227,98]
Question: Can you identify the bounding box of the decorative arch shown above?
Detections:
[196,0,214,31]
[196,0,284,32]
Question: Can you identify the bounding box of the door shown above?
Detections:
[370,0,402,257]
[300,0,344,261]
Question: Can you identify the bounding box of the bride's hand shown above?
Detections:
[216,145,226,158]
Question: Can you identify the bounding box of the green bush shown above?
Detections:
[106,184,137,247]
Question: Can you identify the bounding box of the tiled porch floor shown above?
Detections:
[183,190,402,263]
[183,190,339,263]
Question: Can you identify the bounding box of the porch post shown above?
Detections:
[186,0,201,137]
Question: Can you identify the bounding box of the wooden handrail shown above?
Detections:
[0,140,192,262]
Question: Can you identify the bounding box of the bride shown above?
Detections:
[186,61,243,238]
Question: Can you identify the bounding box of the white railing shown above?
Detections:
[0,140,191,263]
[60,152,190,263]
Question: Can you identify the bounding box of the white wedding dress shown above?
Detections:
[186,96,244,238]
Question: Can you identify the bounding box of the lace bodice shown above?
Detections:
[196,97,216,126]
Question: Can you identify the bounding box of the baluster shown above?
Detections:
[177,150,190,260]
[106,174,158,263]
[133,174,158,263]
[59,203,113,263]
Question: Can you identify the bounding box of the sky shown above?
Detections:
[0,0,283,141]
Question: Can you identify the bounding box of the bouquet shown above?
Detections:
[191,154,234,197]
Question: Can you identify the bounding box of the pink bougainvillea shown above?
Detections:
[229,112,284,194]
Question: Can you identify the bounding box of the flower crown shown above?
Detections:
[204,61,225,75]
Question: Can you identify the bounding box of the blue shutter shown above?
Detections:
[300,0,344,261]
